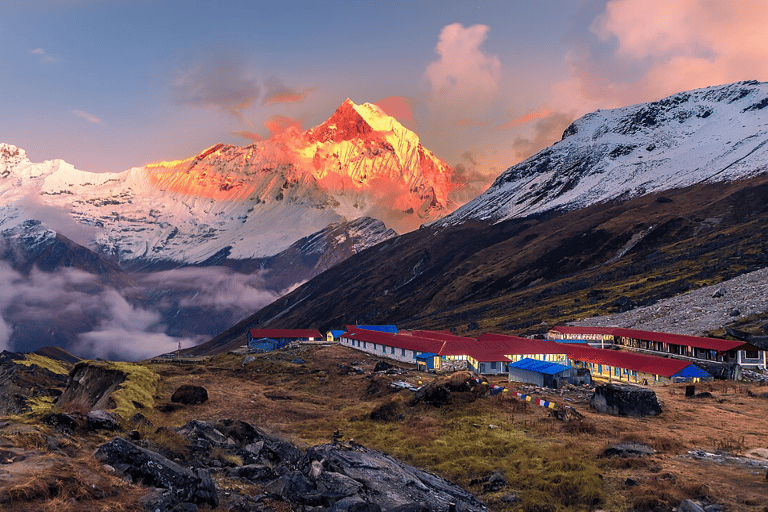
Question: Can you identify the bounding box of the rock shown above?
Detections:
[305,443,487,512]
[139,488,181,512]
[728,308,741,317]
[177,419,228,452]
[624,478,639,486]
[264,471,320,504]
[694,392,713,399]
[374,361,393,372]
[316,471,364,500]
[590,383,662,417]
[242,355,256,366]
[95,437,218,508]
[679,499,706,512]
[171,385,208,405]
[711,287,726,298]
[226,463,275,482]
[56,361,127,412]
[482,472,506,492]
[41,412,81,433]
[86,410,122,431]
[601,443,655,458]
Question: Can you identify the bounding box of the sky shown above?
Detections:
[2,0,768,184]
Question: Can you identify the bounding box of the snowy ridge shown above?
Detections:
[0,100,454,265]
[440,80,768,225]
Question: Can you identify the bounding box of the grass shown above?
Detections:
[344,400,605,512]
[0,454,145,512]
[17,353,70,376]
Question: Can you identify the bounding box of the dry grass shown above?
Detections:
[0,454,145,512]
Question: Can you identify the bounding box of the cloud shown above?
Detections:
[173,50,260,119]
[261,76,315,105]
[424,23,501,116]
[510,112,573,162]
[233,130,263,143]
[495,108,551,130]
[264,115,303,137]
[29,47,55,63]
[374,96,414,123]
[553,0,768,117]
[71,109,102,124]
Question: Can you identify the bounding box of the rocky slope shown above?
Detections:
[441,80,768,225]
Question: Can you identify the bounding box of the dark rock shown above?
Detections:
[227,464,276,482]
[128,430,141,441]
[374,361,393,372]
[370,401,401,422]
[95,437,218,508]
[728,308,741,317]
[177,420,228,454]
[694,392,713,399]
[305,442,487,512]
[482,472,506,492]
[590,383,662,417]
[86,409,122,431]
[711,287,726,298]
[388,504,430,512]
[0,448,26,463]
[685,384,696,397]
[601,443,655,458]
[316,471,364,500]
[292,358,306,365]
[41,412,81,433]
[679,499,706,512]
[264,471,320,504]
[625,478,639,486]
[139,488,181,512]
[57,361,126,412]
[171,385,208,405]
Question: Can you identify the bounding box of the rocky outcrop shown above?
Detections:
[590,383,662,417]
[94,436,218,509]
[57,361,126,412]
[0,351,69,416]
[95,418,487,512]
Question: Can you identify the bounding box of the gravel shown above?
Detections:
[570,266,768,336]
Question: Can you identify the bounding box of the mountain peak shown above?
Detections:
[307,99,377,144]
[0,144,28,173]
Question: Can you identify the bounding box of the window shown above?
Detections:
[401,348,406,357]
[490,362,498,370]
[382,345,386,353]
[391,347,395,354]
[745,351,760,359]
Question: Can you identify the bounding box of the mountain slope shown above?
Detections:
[441,80,768,225]
[1,99,454,267]
[190,174,768,355]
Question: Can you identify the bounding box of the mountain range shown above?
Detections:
[3,81,768,359]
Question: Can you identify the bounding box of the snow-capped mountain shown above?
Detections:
[440,80,768,225]
[1,99,453,266]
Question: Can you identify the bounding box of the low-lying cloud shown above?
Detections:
[0,261,284,361]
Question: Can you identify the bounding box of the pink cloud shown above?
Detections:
[424,23,501,117]
[264,115,303,137]
[495,108,551,130]
[374,96,414,123]
[553,0,768,117]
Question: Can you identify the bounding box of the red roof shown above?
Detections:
[552,326,747,352]
[477,333,570,355]
[249,329,322,339]
[400,330,477,343]
[563,344,697,377]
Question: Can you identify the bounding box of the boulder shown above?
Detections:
[590,383,662,417]
[86,410,122,431]
[600,443,655,458]
[679,499,706,512]
[304,443,488,512]
[95,436,218,508]
[171,385,208,405]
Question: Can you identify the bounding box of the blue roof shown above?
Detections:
[546,339,590,344]
[356,325,399,334]
[329,330,345,338]
[509,358,572,375]
[671,364,711,379]
[415,352,438,360]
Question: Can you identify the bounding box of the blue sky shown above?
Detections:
[2,0,767,180]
